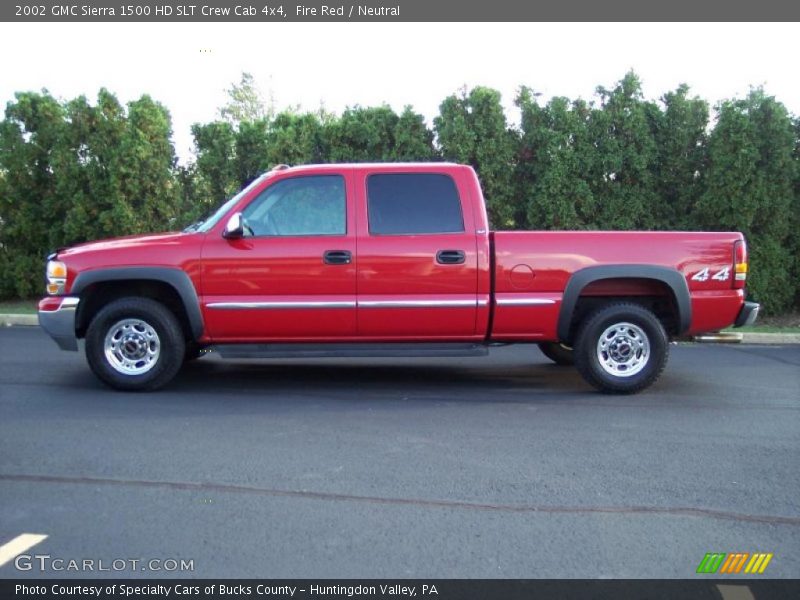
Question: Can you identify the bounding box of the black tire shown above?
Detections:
[574,302,668,394]
[85,297,185,391]
[538,342,575,366]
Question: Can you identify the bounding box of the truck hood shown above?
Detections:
[58,231,193,258]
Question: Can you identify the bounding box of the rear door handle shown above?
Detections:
[436,250,466,265]
[323,250,352,265]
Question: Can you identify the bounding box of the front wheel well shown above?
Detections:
[75,280,193,342]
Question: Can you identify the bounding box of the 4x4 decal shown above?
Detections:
[691,267,730,282]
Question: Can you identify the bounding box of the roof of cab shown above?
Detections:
[266,162,465,175]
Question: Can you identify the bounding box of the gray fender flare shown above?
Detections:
[557,265,691,341]
[71,267,204,340]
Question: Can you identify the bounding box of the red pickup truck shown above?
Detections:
[38,162,759,393]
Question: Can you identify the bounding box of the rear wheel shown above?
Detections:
[85,297,185,391]
[574,302,668,394]
[537,342,574,366]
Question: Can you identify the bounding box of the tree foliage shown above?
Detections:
[652,85,709,229]
[516,90,596,230]
[393,106,438,161]
[696,89,797,312]
[588,71,660,230]
[266,111,329,166]
[435,86,518,228]
[0,89,178,297]
[189,120,237,215]
[218,72,271,124]
[1,75,799,315]
[0,91,66,298]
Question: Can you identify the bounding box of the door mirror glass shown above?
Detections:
[223,212,244,239]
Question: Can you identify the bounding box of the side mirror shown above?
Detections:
[223,212,244,239]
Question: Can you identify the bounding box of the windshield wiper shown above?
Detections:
[182,220,204,233]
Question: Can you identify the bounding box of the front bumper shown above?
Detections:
[38,297,80,351]
[733,301,760,328]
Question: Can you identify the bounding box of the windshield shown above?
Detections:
[184,173,271,234]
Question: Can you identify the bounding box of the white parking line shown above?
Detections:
[0,534,48,567]
[716,585,755,600]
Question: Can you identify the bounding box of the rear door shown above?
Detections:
[201,170,357,341]
[355,167,480,339]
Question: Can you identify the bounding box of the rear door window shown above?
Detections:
[367,173,464,235]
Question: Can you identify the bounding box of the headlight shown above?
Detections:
[46,260,67,295]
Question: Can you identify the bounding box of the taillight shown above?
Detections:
[733,240,747,289]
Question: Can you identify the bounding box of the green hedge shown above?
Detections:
[1,72,798,313]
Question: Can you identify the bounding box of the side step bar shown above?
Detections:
[212,343,490,359]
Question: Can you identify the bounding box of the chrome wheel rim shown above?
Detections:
[596,322,650,377]
[104,318,160,375]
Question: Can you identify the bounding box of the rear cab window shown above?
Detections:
[367,173,464,235]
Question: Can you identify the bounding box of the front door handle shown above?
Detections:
[436,250,466,265]
[323,250,352,265]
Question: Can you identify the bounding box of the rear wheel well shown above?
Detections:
[565,278,679,343]
[75,280,193,342]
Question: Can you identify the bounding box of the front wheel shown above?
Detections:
[574,303,669,394]
[85,297,185,391]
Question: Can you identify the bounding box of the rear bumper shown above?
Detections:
[38,297,80,351]
[733,301,760,328]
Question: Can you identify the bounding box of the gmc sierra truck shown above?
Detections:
[38,162,759,393]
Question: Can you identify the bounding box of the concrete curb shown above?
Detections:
[740,332,800,344]
[1,313,38,327]
[2,313,799,344]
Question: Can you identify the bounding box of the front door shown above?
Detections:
[201,172,357,341]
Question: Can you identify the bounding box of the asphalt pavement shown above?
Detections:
[0,326,798,578]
